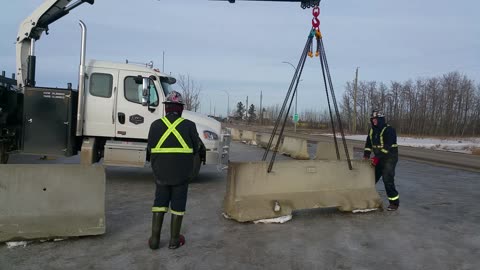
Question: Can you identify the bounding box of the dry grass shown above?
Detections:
[472,148,480,156]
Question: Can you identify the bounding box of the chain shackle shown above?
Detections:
[312,6,320,17]
[312,17,320,28]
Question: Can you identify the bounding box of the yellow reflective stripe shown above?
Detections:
[170,210,185,216]
[388,195,400,201]
[171,126,190,150]
[156,117,185,149]
[380,126,388,147]
[392,144,398,147]
[381,149,389,154]
[364,148,372,151]
[152,117,193,153]
[152,207,168,212]
[151,148,193,153]
[369,128,373,142]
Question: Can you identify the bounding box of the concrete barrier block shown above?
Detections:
[280,137,310,160]
[230,128,242,141]
[256,133,282,150]
[0,164,106,242]
[315,142,354,160]
[241,130,256,143]
[224,160,382,222]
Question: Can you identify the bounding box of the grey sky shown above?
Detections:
[1,0,479,117]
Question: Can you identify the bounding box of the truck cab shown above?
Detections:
[80,60,226,171]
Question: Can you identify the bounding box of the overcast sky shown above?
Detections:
[1,0,479,117]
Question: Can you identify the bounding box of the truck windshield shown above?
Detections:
[160,77,174,96]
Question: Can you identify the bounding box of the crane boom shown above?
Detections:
[16,0,94,89]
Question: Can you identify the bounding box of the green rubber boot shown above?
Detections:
[148,212,164,250]
[168,214,185,249]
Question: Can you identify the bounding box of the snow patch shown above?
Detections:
[6,241,28,248]
[323,134,480,154]
[352,208,379,213]
[253,215,293,224]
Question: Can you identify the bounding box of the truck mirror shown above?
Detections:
[134,75,143,84]
[142,77,150,106]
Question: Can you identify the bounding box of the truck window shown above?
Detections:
[124,76,159,107]
[89,73,113,98]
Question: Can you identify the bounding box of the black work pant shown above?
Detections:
[375,154,399,205]
[153,183,189,215]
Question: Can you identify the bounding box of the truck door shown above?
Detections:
[115,71,164,139]
[83,68,118,137]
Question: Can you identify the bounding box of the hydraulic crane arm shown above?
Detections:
[15,0,319,89]
[16,0,94,89]
[224,0,320,8]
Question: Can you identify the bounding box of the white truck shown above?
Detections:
[1,0,230,176]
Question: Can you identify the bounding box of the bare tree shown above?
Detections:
[176,74,201,112]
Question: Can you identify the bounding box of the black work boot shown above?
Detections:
[168,214,185,249]
[148,212,165,250]
[387,200,399,211]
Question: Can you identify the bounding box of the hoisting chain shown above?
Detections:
[301,0,321,9]
[309,6,322,58]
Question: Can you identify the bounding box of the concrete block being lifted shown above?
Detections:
[315,141,354,160]
[224,160,382,222]
[0,164,106,242]
[280,137,310,160]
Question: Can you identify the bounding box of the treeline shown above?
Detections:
[340,72,480,136]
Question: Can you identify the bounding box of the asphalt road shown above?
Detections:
[229,124,480,173]
[1,142,479,270]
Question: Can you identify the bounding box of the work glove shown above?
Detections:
[371,157,380,167]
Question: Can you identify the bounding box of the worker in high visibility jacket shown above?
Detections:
[147,91,200,250]
[363,110,400,211]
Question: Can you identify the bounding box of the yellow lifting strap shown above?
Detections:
[151,117,193,154]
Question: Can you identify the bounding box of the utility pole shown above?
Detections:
[221,90,230,120]
[246,96,249,120]
[353,67,359,134]
[260,90,263,125]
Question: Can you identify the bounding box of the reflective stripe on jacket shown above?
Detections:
[151,117,193,154]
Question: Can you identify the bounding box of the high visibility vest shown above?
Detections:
[369,125,398,154]
[151,117,193,154]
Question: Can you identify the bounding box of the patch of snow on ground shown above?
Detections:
[323,134,480,154]
[6,241,28,248]
[253,215,293,224]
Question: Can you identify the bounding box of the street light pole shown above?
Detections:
[282,61,299,133]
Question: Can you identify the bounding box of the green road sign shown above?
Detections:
[293,113,299,122]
